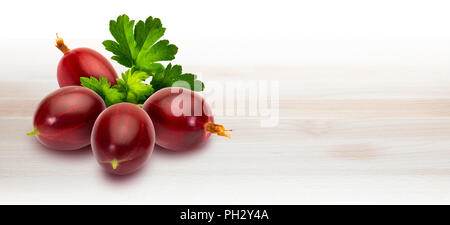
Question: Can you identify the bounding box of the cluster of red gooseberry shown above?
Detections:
[27,38,231,175]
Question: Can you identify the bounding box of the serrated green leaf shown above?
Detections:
[135,40,178,73]
[116,70,154,104]
[134,17,165,51]
[80,76,124,106]
[103,15,177,74]
[150,64,204,92]
[103,15,139,68]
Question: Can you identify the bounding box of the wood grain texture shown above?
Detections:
[1,40,450,204]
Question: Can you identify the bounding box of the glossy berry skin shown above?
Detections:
[57,48,118,87]
[91,103,155,175]
[31,86,106,150]
[142,87,215,151]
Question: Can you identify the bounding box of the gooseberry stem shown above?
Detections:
[205,122,232,138]
[55,33,70,54]
[26,128,39,136]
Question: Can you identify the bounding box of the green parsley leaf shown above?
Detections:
[151,63,205,92]
[116,69,154,104]
[103,15,138,68]
[80,76,124,106]
[97,14,205,106]
[103,15,178,74]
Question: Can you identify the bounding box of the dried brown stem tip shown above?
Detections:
[55,33,70,54]
[205,122,232,138]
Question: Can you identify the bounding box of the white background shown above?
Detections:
[3,0,450,69]
[2,0,450,40]
[2,0,450,204]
